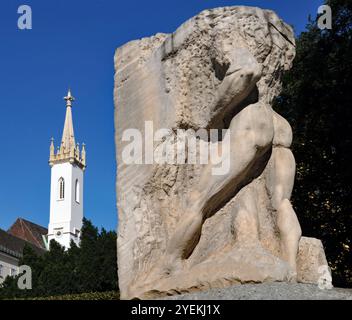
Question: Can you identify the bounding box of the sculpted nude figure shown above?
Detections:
[161,42,302,278]
[116,7,332,299]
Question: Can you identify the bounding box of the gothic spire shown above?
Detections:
[49,89,86,169]
[61,89,76,153]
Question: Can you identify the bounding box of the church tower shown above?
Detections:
[48,89,86,249]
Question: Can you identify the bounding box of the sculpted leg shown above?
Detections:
[277,198,301,276]
[164,103,274,265]
[266,147,302,276]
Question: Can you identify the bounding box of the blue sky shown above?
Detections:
[0,0,323,232]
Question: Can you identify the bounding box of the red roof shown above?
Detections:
[0,229,45,258]
[7,218,47,250]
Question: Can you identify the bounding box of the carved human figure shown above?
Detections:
[115,7,330,299]
[161,42,302,278]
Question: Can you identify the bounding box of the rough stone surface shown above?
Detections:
[161,283,352,300]
[114,6,331,300]
[297,237,331,285]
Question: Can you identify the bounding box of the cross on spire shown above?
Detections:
[64,88,75,107]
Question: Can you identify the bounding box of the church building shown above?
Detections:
[0,89,86,283]
[48,89,86,249]
[0,218,47,283]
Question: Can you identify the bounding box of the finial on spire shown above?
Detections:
[64,88,75,107]
[49,137,55,160]
[81,143,86,168]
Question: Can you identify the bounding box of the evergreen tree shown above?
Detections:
[97,228,119,291]
[0,219,117,298]
[275,0,352,287]
[75,218,101,293]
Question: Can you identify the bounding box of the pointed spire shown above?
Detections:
[49,89,86,169]
[49,138,55,166]
[81,143,86,168]
[61,89,76,154]
[50,138,54,157]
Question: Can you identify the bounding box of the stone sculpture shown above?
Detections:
[114,6,331,299]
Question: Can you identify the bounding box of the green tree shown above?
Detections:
[0,218,118,298]
[75,219,118,293]
[75,218,101,292]
[97,228,119,291]
[275,0,352,287]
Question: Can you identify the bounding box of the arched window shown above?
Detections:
[75,179,80,203]
[58,177,65,200]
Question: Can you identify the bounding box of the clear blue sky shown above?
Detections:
[0,0,323,232]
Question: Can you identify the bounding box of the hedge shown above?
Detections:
[12,291,120,300]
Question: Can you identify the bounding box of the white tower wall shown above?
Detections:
[48,163,84,248]
[48,89,86,250]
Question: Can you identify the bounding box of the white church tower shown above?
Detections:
[48,89,86,249]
